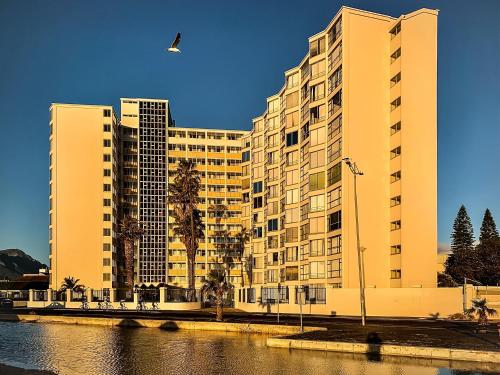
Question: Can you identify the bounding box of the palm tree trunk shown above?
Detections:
[124,240,134,289]
[188,210,196,301]
[216,295,223,321]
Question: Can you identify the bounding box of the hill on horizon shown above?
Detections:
[0,248,47,280]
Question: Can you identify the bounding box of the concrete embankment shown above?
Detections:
[267,336,500,364]
[0,313,325,335]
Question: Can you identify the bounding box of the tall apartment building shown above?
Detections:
[49,98,247,290]
[120,98,247,287]
[240,6,438,295]
[49,104,120,290]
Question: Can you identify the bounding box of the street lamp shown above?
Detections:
[342,157,366,326]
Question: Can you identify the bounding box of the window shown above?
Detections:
[310,127,326,146]
[327,162,342,186]
[285,227,298,243]
[310,104,326,124]
[390,220,401,231]
[309,261,325,279]
[103,213,111,221]
[103,273,111,281]
[310,217,324,234]
[327,235,341,255]
[391,245,402,255]
[287,73,299,89]
[390,23,401,39]
[103,199,111,207]
[103,109,111,117]
[391,269,401,279]
[268,99,280,113]
[390,195,401,207]
[310,194,325,212]
[103,184,111,192]
[268,184,278,198]
[390,146,401,159]
[286,189,299,204]
[310,37,325,57]
[268,236,279,249]
[103,124,111,132]
[310,150,325,169]
[268,218,279,232]
[391,48,401,63]
[103,243,111,251]
[242,151,250,162]
[391,121,401,135]
[327,259,342,278]
[390,72,401,87]
[286,131,298,147]
[328,115,342,140]
[268,201,279,215]
[328,90,342,117]
[310,239,325,256]
[328,210,341,231]
[103,258,111,266]
[253,226,263,238]
[286,170,299,185]
[103,154,111,162]
[286,151,299,166]
[327,139,341,163]
[253,181,263,193]
[310,83,325,101]
[310,59,326,79]
[268,167,279,181]
[327,187,341,209]
[309,172,325,191]
[390,97,401,111]
[104,169,111,177]
[285,111,300,128]
[253,197,263,208]
[286,91,299,108]
[103,228,111,236]
[391,171,401,183]
[286,266,299,281]
[285,208,299,223]
[103,139,111,147]
[328,66,342,93]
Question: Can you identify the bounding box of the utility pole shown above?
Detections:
[342,157,366,326]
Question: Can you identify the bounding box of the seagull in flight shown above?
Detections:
[167,33,181,53]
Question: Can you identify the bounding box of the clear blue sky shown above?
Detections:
[0,0,499,262]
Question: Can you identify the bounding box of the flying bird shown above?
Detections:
[167,33,181,53]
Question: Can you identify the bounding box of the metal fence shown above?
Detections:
[91,289,110,302]
[247,288,256,303]
[137,288,159,302]
[70,290,85,302]
[33,290,48,301]
[51,290,66,302]
[115,289,133,302]
[165,288,192,302]
[295,286,326,304]
[261,287,289,304]
[0,290,29,301]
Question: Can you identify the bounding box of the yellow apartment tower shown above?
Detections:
[49,104,120,290]
[240,6,438,301]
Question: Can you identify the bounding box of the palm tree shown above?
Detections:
[201,269,229,322]
[59,276,84,293]
[209,203,231,281]
[118,216,144,289]
[466,298,497,327]
[168,160,205,300]
[235,227,251,287]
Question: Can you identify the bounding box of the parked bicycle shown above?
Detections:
[119,300,127,310]
[151,301,159,311]
[80,296,89,310]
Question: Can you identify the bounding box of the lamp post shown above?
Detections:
[342,157,366,326]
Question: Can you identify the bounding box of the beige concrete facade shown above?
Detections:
[240,6,438,305]
[49,104,119,290]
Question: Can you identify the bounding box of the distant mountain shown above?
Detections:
[0,249,47,280]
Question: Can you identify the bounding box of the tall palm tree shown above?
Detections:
[235,227,251,287]
[209,203,231,281]
[169,160,205,300]
[466,298,497,326]
[59,276,84,293]
[201,269,229,322]
[118,215,144,289]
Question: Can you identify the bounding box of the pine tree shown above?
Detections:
[476,209,500,285]
[445,205,477,282]
[479,209,499,244]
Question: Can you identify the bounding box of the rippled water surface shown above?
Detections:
[0,321,497,375]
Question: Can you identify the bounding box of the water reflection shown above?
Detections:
[0,321,497,375]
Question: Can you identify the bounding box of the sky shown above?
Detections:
[0,0,499,263]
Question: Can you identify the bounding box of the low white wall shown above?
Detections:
[235,287,464,318]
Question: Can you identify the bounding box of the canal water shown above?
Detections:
[0,321,497,375]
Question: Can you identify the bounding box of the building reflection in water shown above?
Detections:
[0,322,496,375]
